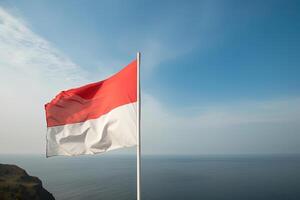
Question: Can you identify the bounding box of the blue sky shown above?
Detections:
[0,0,300,155]
[3,0,300,106]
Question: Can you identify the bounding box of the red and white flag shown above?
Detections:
[45,60,137,157]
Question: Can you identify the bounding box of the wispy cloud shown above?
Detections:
[0,7,87,153]
[90,1,227,76]
[142,94,300,155]
[0,7,86,87]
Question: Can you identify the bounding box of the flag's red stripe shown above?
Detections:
[45,60,137,127]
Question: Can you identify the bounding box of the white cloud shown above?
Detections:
[0,7,87,154]
[142,95,300,155]
[0,7,86,86]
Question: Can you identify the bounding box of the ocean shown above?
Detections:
[1,154,300,200]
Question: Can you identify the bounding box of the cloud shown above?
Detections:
[142,95,300,155]
[0,7,87,154]
[0,7,86,86]
[89,0,227,76]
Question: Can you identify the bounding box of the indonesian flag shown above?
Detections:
[45,60,137,157]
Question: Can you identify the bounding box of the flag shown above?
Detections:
[45,60,137,157]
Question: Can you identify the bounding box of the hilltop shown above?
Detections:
[0,164,55,200]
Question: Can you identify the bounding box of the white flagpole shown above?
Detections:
[136,52,141,200]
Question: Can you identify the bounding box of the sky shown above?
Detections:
[0,0,299,155]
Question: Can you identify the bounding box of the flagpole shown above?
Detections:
[136,52,141,200]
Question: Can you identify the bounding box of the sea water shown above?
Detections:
[0,154,300,200]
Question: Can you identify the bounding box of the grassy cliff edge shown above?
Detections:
[0,164,55,200]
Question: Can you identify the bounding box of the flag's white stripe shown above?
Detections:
[46,102,137,157]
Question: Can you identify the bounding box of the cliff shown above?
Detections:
[0,164,55,200]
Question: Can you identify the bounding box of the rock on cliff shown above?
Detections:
[0,164,55,200]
